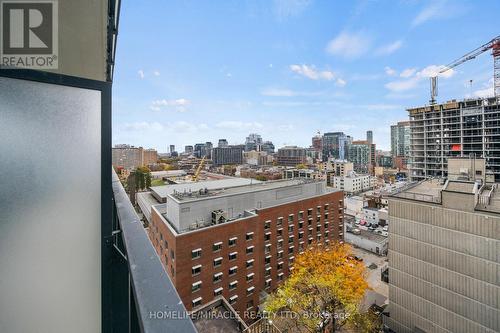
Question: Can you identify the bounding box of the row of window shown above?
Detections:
[190,233,255,260]
[192,276,255,295]
[192,258,256,277]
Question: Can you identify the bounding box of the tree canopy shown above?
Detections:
[264,242,375,332]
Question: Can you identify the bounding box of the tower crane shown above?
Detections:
[430,35,500,104]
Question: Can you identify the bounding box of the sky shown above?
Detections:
[112,0,500,152]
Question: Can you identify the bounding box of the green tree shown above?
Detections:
[264,242,375,332]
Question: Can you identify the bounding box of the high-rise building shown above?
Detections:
[385,158,500,333]
[408,98,500,181]
[218,139,228,148]
[322,132,347,161]
[277,146,307,166]
[147,179,344,320]
[347,141,370,173]
[170,145,175,154]
[205,142,213,159]
[391,121,410,169]
[212,146,244,166]
[194,143,209,158]
[366,130,373,144]
[245,133,263,151]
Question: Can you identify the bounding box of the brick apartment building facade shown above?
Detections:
[146,180,344,321]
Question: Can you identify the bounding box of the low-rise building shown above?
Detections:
[330,172,376,194]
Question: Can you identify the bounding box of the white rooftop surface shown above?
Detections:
[150,177,261,199]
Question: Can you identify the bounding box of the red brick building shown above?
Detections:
[146,179,344,322]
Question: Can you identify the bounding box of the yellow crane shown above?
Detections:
[192,155,206,182]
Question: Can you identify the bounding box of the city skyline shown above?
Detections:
[112,0,499,152]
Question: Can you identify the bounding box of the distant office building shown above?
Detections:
[112,145,157,169]
[366,130,373,144]
[385,158,500,333]
[170,145,175,154]
[218,139,228,148]
[212,146,244,166]
[260,141,275,153]
[245,133,263,151]
[185,145,194,154]
[194,143,209,158]
[323,132,347,161]
[390,121,410,169]
[348,141,370,173]
[305,147,321,163]
[277,146,307,166]
[146,179,344,319]
[205,142,213,159]
[282,168,320,180]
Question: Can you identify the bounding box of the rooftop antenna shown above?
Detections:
[469,79,473,97]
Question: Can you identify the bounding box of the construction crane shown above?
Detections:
[430,35,500,104]
[192,155,206,182]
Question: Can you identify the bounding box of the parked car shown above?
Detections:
[352,228,361,235]
[383,225,389,231]
[359,220,366,226]
[381,231,389,237]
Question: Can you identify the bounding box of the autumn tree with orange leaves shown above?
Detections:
[264,242,378,332]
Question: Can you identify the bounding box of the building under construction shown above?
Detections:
[408,96,500,181]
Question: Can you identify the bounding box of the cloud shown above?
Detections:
[153,70,160,76]
[384,66,396,76]
[411,0,464,27]
[215,121,264,130]
[417,65,454,79]
[150,98,190,112]
[289,64,341,82]
[124,121,163,132]
[385,78,420,92]
[400,68,416,78]
[138,70,145,79]
[473,78,495,98]
[335,78,347,87]
[375,40,403,56]
[385,64,455,92]
[273,0,311,20]
[326,31,371,59]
